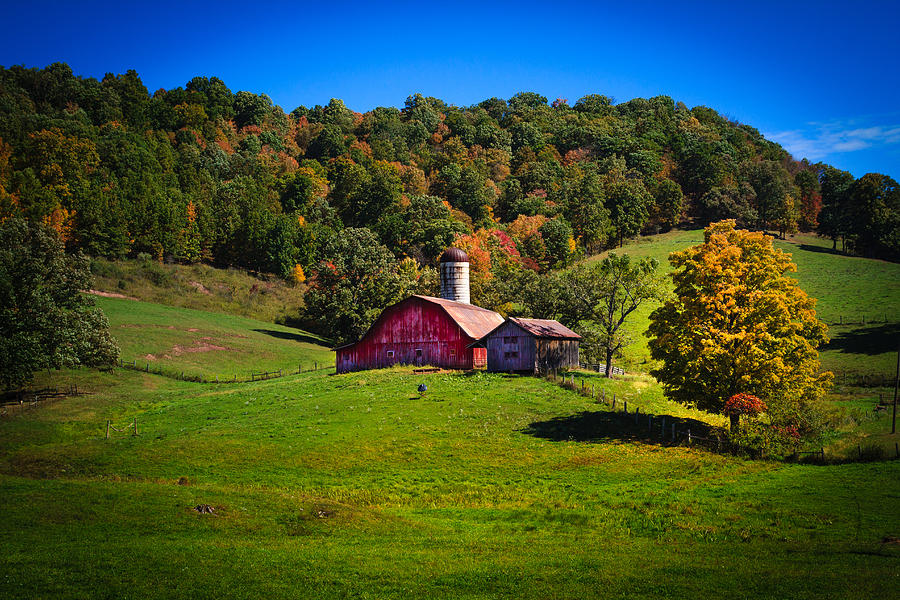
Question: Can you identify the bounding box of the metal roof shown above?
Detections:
[439,247,469,263]
[413,295,504,339]
[507,317,582,340]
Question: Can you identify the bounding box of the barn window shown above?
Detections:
[504,336,518,345]
[416,349,423,357]
[386,350,394,358]
[511,351,519,358]
[449,348,456,357]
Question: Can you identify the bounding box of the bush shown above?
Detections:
[730,419,801,459]
[858,443,886,462]
[141,262,172,287]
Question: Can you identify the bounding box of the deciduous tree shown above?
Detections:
[0,218,119,391]
[647,220,831,433]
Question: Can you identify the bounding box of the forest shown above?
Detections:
[1,63,897,344]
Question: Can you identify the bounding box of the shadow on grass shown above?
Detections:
[825,323,900,356]
[797,243,846,257]
[521,408,721,446]
[252,328,325,345]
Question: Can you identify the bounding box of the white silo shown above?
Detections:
[439,247,470,304]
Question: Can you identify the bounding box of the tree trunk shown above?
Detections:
[605,346,614,378]
[730,413,740,432]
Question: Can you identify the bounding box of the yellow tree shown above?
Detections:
[647,220,832,432]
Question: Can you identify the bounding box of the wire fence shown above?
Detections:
[116,358,335,384]
[544,371,900,463]
[579,362,626,376]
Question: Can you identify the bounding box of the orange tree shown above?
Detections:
[646,220,832,433]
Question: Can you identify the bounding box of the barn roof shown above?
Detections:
[508,318,582,339]
[333,295,504,350]
[412,295,504,339]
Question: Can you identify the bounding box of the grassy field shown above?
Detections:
[1,235,897,598]
[586,230,900,377]
[89,257,307,324]
[2,364,899,599]
[94,296,334,380]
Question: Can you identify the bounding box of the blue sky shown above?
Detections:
[2,1,898,178]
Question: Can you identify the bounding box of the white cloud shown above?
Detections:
[763,118,900,162]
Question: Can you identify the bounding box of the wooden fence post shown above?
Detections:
[688,429,692,445]
[106,420,110,440]
[623,400,627,413]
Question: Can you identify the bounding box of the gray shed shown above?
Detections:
[477,318,581,374]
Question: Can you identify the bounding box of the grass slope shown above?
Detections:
[89,257,307,324]
[2,367,898,599]
[95,295,334,379]
[586,230,900,377]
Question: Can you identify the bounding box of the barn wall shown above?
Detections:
[485,321,536,373]
[535,339,580,372]
[336,298,478,373]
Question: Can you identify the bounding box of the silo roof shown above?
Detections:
[439,247,469,263]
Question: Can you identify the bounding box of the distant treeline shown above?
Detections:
[0,63,897,340]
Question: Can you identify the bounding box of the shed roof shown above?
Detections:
[506,317,582,340]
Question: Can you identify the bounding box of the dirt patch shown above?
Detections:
[189,281,212,295]
[141,337,232,361]
[188,328,199,332]
[87,289,138,301]
[172,337,228,355]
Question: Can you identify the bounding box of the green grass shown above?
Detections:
[89,257,307,324]
[95,295,334,380]
[585,230,900,377]
[2,366,899,599]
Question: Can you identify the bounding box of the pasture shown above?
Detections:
[93,295,333,380]
[2,231,899,598]
[586,230,900,378]
[2,361,899,598]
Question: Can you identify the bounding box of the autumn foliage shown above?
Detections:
[648,220,832,434]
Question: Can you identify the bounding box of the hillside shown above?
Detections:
[89,256,307,324]
[2,63,898,346]
[585,229,900,378]
[95,295,333,380]
[2,362,898,598]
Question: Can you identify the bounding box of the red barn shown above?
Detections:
[335,295,504,373]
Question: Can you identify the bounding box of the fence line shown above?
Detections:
[117,358,335,384]
[579,362,626,376]
[832,372,897,388]
[541,371,900,462]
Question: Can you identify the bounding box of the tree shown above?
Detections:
[0,218,119,391]
[845,173,900,260]
[817,166,854,250]
[303,228,411,345]
[646,220,832,432]
[561,254,664,376]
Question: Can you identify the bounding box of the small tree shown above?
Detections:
[548,253,664,377]
[647,220,832,433]
[724,393,767,432]
[0,218,119,391]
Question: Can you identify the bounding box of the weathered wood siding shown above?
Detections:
[535,339,580,372]
[336,297,479,373]
[484,321,580,373]
[485,321,537,372]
